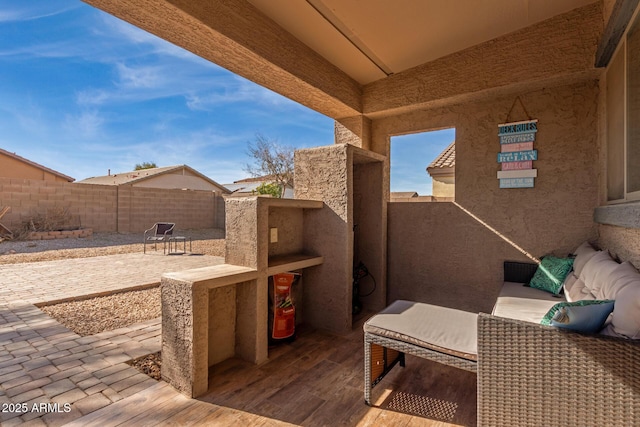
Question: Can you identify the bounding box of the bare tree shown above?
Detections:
[244,134,294,198]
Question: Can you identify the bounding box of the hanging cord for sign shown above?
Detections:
[505,96,532,123]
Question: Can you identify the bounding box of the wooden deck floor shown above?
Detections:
[69,317,477,426]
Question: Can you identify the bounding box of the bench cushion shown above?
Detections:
[364,300,477,360]
[492,282,564,323]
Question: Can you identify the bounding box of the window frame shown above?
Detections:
[607,6,640,204]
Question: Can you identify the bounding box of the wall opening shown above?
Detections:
[390,128,455,202]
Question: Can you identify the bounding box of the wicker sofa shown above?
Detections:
[365,242,640,426]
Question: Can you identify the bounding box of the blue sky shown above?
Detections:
[0,1,451,194]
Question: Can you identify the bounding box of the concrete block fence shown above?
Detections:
[0,178,225,234]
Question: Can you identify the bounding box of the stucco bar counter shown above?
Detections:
[160,196,323,398]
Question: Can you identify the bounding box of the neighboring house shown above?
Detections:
[77,165,229,193]
[0,147,74,182]
[224,175,294,198]
[390,191,436,202]
[390,191,418,201]
[426,141,455,200]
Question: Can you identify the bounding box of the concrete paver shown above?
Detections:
[0,252,223,305]
[0,252,224,425]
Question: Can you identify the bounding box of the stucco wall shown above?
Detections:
[598,224,640,268]
[388,202,526,313]
[0,155,71,182]
[353,160,386,312]
[267,207,304,258]
[295,145,353,333]
[432,176,455,199]
[0,178,224,233]
[383,79,600,313]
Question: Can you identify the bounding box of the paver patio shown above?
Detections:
[0,252,224,306]
[0,253,223,425]
[0,253,474,426]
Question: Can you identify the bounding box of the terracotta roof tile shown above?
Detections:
[427,141,455,169]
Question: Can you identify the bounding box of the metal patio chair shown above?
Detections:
[143,222,175,254]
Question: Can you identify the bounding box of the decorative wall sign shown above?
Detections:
[498,119,538,188]
[501,142,534,153]
[500,177,535,188]
[497,169,537,179]
[501,160,532,171]
[497,150,537,163]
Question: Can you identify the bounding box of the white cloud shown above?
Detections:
[0,3,79,23]
[0,10,23,22]
[63,110,104,139]
[115,63,163,89]
[185,76,295,111]
[76,89,110,106]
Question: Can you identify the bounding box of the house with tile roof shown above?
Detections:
[77,165,230,193]
[426,141,455,200]
[0,147,74,182]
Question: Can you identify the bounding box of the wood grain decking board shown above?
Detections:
[66,317,476,426]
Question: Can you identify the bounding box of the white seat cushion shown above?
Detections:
[364,300,477,359]
[492,282,564,323]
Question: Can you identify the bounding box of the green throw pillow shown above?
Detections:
[541,300,615,333]
[529,256,574,295]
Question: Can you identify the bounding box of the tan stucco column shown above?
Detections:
[335,116,372,150]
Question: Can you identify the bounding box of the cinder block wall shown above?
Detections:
[0,178,118,232]
[0,178,224,234]
[120,186,219,232]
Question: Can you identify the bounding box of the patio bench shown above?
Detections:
[364,300,477,405]
[365,241,640,426]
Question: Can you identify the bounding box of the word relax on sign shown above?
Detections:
[497,150,537,163]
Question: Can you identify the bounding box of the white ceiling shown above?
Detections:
[248,0,598,85]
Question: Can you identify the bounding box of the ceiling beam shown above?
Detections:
[362,2,603,118]
[595,0,640,67]
[83,0,363,119]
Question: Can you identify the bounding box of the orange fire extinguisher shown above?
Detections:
[271,272,299,341]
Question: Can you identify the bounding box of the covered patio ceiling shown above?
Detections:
[247,0,597,85]
[83,0,603,119]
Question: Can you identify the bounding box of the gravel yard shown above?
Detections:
[39,287,162,336]
[0,228,225,264]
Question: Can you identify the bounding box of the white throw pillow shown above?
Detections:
[609,284,640,339]
[572,242,598,277]
[579,251,615,297]
[563,273,594,302]
[591,256,621,298]
[598,261,640,300]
